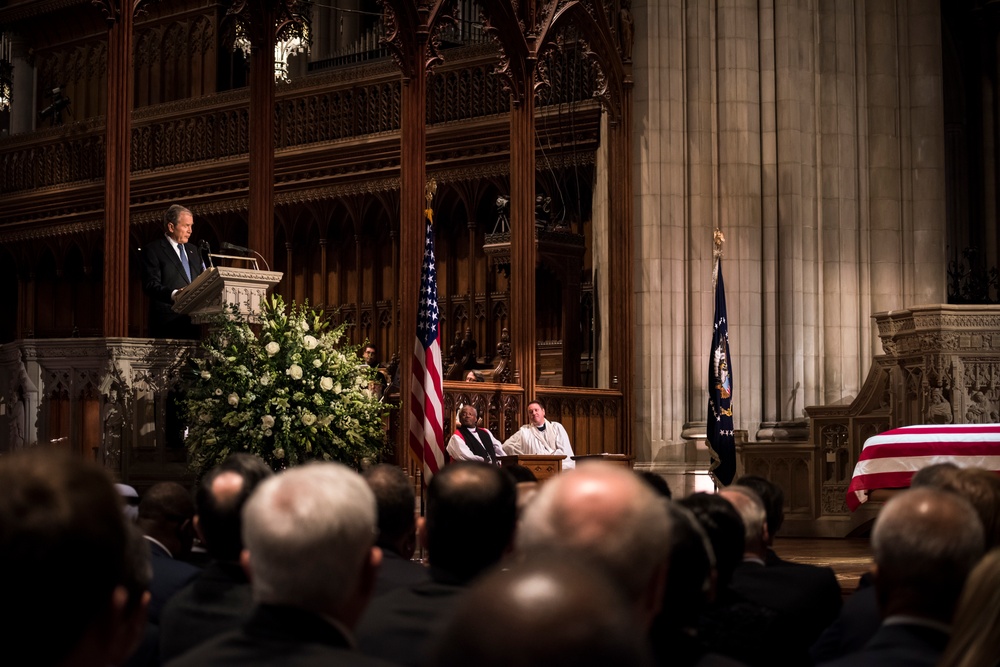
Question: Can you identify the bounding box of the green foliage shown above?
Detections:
[182,295,390,474]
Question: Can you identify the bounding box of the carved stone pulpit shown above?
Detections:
[172,266,283,325]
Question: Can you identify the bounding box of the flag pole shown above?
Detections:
[707,227,736,487]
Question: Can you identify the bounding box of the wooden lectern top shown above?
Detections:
[499,454,565,482]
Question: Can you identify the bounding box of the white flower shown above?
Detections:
[303,335,318,350]
[313,358,322,368]
[215,388,223,396]
[264,429,273,436]
[274,448,285,459]
[286,364,303,380]
[228,393,239,406]
[301,411,317,426]
[260,374,271,386]
[199,413,212,423]
[300,321,309,331]
[261,415,275,429]
[320,415,334,427]
[200,370,211,380]
[265,341,280,357]
[320,376,334,391]
[333,381,342,394]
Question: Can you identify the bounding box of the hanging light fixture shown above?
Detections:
[0,33,13,113]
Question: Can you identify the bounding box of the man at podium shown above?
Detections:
[502,399,576,469]
[141,204,205,339]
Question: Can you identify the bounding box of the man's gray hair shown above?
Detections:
[721,485,767,552]
[517,463,671,602]
[163,204,192,231]
[242,462,377,613]
[872,486,984,617]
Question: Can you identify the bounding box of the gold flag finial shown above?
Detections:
[425,179,437,225]
[713,229,725,258]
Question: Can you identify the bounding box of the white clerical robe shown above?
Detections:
[501,420,576,469]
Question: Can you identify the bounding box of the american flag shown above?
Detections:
[409,218,445,483]
[707,250,736,487]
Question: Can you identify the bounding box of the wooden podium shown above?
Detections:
[173,266,283,325]
[499,454,565,481]
[570,453,634,469]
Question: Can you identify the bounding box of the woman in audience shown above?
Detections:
[938,548,1000,667]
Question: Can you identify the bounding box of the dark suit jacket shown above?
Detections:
[165,604,395,667]
[356,577,466,667]
[817,621,950,667]
[159,560,254,663]
[371,550,430,599]
[810,584,880,663]
[141,235,205,339]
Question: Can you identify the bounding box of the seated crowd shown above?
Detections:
[5,449,1000,667]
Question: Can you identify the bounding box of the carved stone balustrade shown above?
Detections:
[0,338,197,490]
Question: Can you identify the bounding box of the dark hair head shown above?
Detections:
[0,451,129,665]
[426,462,517,582]
[637,471,673,499]
[363,464,417,556]
[677,492,744,590]
[734,475,784,537]
[504,464,539,484]
[162,204,191,232]
[527,399,546,411]
[196,454,273,561]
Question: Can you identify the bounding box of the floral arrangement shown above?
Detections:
[182,295,390,474]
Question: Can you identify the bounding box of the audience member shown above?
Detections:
[649,503,745,667]
[721,485,841,664]
[818,487,985,667]
[909,461,960,488]
[159,454,274,662]
[0,451,146,667]
[938,547,1000,667]
[362,464,429,597]
[167,462,387,667]
[117,483,141,523]
[679,492,777,667]
[429,556,654,667]
[502,399,577,469]
[732,475,783,564]
[137,482,200,622]
[936,466,1000,549]
[638,471,673,499]
[446,404,504,464]
[503,463,541,514]
[357,461,517,666]
[517,462,672,628]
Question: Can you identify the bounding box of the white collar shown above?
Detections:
[143,535,173,559]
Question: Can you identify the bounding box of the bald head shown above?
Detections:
[431,557,653,667]
[720,485,768,557]
[872,486,984,621]
[517,463,671,622]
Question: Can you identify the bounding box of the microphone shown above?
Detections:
[199,240,214,269]
[220,241,251,254]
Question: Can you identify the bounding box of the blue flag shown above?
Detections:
[707,257,735,486]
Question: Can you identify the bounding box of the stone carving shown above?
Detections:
[926,387,954,424]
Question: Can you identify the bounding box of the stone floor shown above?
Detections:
[773,536,873,596]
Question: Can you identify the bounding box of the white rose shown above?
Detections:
[264,429,273,436]
[301,412,317,426]
[260,374,271,386]
[265,341,280,357]
[303,335,318,350]
[274,448,285,459]
[228,393,239,406]
[200,370,211,380]
[214,388,223,396]
[286,364,303,380]
[333,382,342,394]
[320,376,334,391]
[261,415,275,429]
[300,321,309,331]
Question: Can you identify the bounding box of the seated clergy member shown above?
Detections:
[447,404,504,464]
[0,451,148,667]
[502,399,576,469]
[167,462,389,667]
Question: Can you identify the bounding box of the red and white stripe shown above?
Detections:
[846,424,1000,511]
[409,336,445,482]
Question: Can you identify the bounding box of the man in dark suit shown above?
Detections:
[362,464,429,598]
[141,203,205,339]
[159,454,273,663]
[720,485,842,666]
[818,487,985,667]
[357,462,517,667]
[167,462,390,667]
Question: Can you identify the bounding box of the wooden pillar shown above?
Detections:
[354,234,363,341]
[247,3,277,268]
[397,45,427,472]
[99,0,136,338]
[608,94,633,454]
[466,219,476,339]
[510,93,537,399]
[319,238,328,307]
